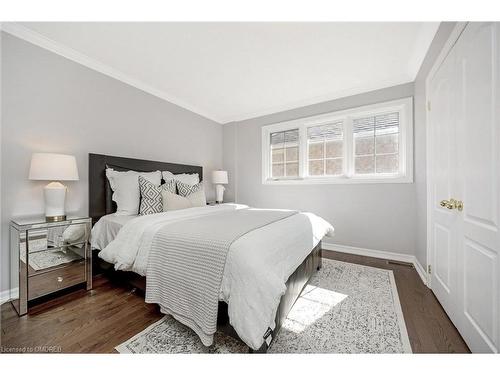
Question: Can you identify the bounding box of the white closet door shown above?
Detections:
[428,45,460,324]
[455,22,500,353]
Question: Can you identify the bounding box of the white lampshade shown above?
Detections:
[29,153,79,181]
[212,170,228,184]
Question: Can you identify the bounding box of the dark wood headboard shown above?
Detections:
[88,153,203,225]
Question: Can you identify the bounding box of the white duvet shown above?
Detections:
[98,203,334,349]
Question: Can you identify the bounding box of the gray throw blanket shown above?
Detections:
[145,208,297,346]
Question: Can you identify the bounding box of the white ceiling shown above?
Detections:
[10,22,438,123]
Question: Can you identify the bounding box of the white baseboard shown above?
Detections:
[413,258,429,287]
[322,243,415,263]
[322,242,429,287]
[0,289,13,305]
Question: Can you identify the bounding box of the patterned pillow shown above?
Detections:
[139,176,176,215]
[176,181,204,197]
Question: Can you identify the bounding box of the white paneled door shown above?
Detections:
[428,22,500,353]
[429,44,459,322]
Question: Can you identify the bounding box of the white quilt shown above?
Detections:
[98,203,334,349]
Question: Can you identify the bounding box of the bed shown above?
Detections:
[88,153,333,352]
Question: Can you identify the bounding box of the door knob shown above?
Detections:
[449,198,464,211]
[439,199,464,211]
[440,200,454,209]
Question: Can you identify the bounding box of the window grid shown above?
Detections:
[353,112,400,175]
[307,140,344,176]
[306,121,344,177]
[262,98,412,184]
[270,129,299,178]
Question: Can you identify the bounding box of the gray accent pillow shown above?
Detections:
[139,176,176,215]
[176,181,204,197]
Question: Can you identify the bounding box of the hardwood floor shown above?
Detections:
[0,250,470,353]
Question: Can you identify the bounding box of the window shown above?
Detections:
[353,112,399,174]
[270,129,299,178]
[307,122,344,176]
[262,97,413,184]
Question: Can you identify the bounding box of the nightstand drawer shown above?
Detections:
[28,261,86,300]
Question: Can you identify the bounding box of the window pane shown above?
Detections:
[285,146,298,162]
[309,160,324,175]
[353,116,375,137]
[272,148,284,163]
[326,159,343,175]
[270,131,285,148]
[306,122,343,177]
[375,112,399,135]
[355,155,375,174]
[376,154,399,173]
[284,129,299,144]
[325,140,343,158]
[376,134,398,154]
[285,163,299,177]
[269,129,299,179]
[355,137,374,156]
[307,122,343,141]
[354,112,400,176]
[272,164,284,178]
[308,142,324,159]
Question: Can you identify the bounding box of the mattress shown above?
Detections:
[90,214,136,250]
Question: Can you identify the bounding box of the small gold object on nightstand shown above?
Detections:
[9,215,92,316]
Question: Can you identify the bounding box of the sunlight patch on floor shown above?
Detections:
[282,285,348,333]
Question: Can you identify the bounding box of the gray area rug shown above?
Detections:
[116,259,412,353]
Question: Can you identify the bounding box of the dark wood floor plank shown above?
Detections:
[1,249,470,353]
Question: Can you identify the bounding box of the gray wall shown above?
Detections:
[0,33,223,293]
[413,22,457,267]
[223,83,417,255]
[223,23,458,267]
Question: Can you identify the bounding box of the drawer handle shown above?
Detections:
[57,276,64,283]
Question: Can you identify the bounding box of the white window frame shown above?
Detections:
[261,97,413,185]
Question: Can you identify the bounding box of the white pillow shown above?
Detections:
[162,189,206,211]
[106,169,161,215]
[162,171,199,185]
[161,171,175,181]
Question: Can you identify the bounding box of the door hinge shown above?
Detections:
[428,265,432,274]
[427,101,431,111]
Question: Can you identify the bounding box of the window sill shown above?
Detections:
[262,175,413,185]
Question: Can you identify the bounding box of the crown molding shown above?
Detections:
[1,22,223,124]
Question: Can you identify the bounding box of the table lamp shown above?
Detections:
[212,170,228,203]
[29,153,79,222]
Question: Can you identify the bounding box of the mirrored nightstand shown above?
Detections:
[10,215,92,316]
